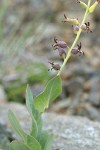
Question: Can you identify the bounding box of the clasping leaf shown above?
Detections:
[34,75,62,112]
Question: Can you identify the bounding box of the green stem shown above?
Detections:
[57,0,91,76]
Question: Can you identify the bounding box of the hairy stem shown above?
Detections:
[57,0,91,76]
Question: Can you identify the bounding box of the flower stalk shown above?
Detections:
[57,0,91,76]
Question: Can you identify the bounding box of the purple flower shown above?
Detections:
[71,42,85,56]
[48,62,61,71]
[57,47,66,57]
[81,22,93,33]
[72,25,79,34]
[53,37,67,49]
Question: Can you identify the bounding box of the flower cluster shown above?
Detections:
[48,0,99,71]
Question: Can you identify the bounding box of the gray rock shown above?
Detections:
[93,6,100,22]
[0,124,9,150]
[88,77,100,106]
[1,103,100,149]
[44,113,100,150]
[0,85,7,105]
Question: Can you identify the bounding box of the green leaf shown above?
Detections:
[8,110,27,141]
[38,131,53,150]
[9,141,31,150]
[34,75,62,112]
[26,85,43,137]
[25,135,42,150]
[26,85,34,115]
[8,110,42,150]
[26,85,38,137]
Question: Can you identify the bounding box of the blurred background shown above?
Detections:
[0,0,100,120]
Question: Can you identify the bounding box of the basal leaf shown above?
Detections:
[26,85,38,137]
[38,131,53,150]
[8,110,27,141]
[26,85,43,138]
[8,111,42,150]
[34,75,62,112]
[9,141,31,150]
[26,135,42,150]
[26,85,34,115]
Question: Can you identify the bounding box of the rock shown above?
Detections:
[71,102,100,121]
[44,113,100,150]
[1,103,100,149]
[93,6,100,22]
[63,77,84,95]
[88,77,100,107]
[0,123,10,150]
[90,56,100,70]
[0,85,7,105]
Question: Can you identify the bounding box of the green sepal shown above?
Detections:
[79,1,88,9]
[89,1,98,13]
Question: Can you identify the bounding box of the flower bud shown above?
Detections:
[81,22,93,33]
[71,42,84,56]
[48,62,61,71]
[52,37,67,49]
[53,64,61,71]
[77,0,87,9]
[71,47,79,55]
[72,25,79,34]
[57,47,66,57]
[81,24,86,30]
[89,1,99,13]
[63,14,79,25]
[57,41,67,48]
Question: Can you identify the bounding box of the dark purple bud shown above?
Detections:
[52,37,67,49]
[81,22,93,33]
[71,47,79,55]
[71,42,84,56]
[81,24,86,30]
[48,62,60,71]
[53,64,61,70]
[57,47,66,57]
[72,25,79,34]
[57,41,67,48]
